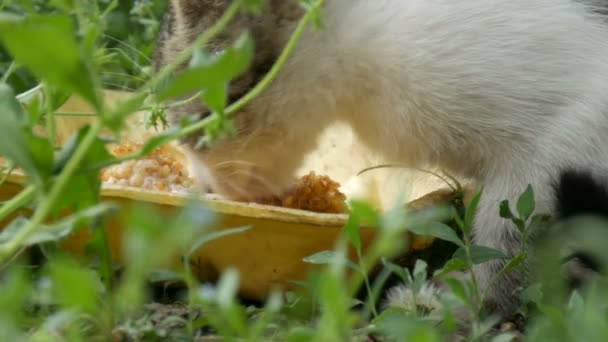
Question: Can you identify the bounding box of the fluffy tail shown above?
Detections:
[553,169,608,274]
[554,169,608,219]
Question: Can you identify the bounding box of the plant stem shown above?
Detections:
[139,91,202,112]
[357,165,462,194]
[0,184,36,223]
[179,0,324,138]
[184,257,197,336]
[357,249,378,318]
[0,163,15,187]
[54,112,98,117]
[462,234,484,323]
[463,245,480,295]
[348,241,389,301]
[44,85,57,143]
[0,122,103,264]
[91,219,116,333]
[16,83,43,104]
[1,61,16,83]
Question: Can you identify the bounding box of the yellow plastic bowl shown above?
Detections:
[0,171,461,300]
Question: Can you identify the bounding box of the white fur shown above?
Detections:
[181,0,608,315]
[383,283,444,316]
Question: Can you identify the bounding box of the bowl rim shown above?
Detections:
[1,171,351,227]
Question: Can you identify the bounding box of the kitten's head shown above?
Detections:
[154,1,308,199]
[155,1,304,123]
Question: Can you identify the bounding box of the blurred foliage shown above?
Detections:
[0,0,167,93]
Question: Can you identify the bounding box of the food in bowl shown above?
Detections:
[100,142,196,193]
[257,172,347,214]
[101,143,348,213]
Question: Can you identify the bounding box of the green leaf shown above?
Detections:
[527,214,552,235]
[372,306,408,325]
[201,114,236,145]
[343,201,378,255]
[242,0,265,13]
[300,0,325,31]
[52,126,107,174]
[512,217,526,233]
[26,134,54,179]
[0,204,117,247]
[412,259,429,293]
[50,0,76,12]
[433,258,470,278]
[476,316,503,340]
[217,268,240,309]
[24,91,43,126]
[348,200,380,227]
[499,200,513,219]
[47,256,104,313]
[516,185,535,221]
[0,14,100,110]
[302,250,359,271]
[567,290,585,313]
[187,226,251,257]
[172,202,217,247]
[157,32,255,101]
[287,327,316,342]
[46,85,72,112]
[374,312,442,342]
[138,128,181,156]
[0,267,31,323]
[0,83,53,184]
[202,83,228,114]
[380,261,412,286]
[491,333,517,342]
[406,222,465,249]
[453,245,509,265]
[52,126,116,213]
[493,252,527,282]
[343,214,361,253]
[413,259,427,281]
[522,283,543,305]
[464,189,482,234]
[302,251,337,265]
[148,270,185,284]
[315,270,357,339]
[452,206,465,231]
[104,92,147,131]
[119,202,216,275]
[443,277,470,304]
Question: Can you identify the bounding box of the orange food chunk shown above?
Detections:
[258,172,347,214]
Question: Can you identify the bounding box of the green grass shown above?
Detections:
[1,1,608,341]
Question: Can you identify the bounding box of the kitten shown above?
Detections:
[154,0,608,316]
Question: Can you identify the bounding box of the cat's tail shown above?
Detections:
[553,169,608,220]
[553,169,608,279]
